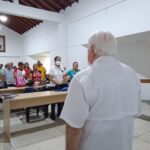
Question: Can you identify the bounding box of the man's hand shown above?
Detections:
[56,80,64,85]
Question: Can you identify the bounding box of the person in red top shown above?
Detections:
[24,62,32,80]
[32,64,41,86]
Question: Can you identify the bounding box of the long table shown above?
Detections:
[0,86,26,94]
[2,79,150,143]
[3,91,67,143]
[0,85,45,95]
[140,79,150,102]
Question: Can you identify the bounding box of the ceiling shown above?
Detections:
[0,0,79,34]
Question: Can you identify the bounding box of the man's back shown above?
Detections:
[60,31,141,150]
[77,56,140,121]
[76,56,140,150]
[80,116,134,150]
[61,56,140,150]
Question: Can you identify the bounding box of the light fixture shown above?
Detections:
[0,15,8,22]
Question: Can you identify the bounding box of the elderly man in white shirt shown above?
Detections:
[60,31,141,150]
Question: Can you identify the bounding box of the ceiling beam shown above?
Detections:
[38,0,58,12]
[0,0,64,23]
[17,17,35,27]
[55,1,66,10]
[21,0,43,9]
[48,0,63,10]
[5,19,25,33]
[15,16,39,27]
[65,0,71,6]
[14,17,31,29]
[20,0,31,6]
[29,19,40,25]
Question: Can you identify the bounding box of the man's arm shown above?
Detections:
[13,70,17,79]
[66,124,82,150]
[49,75,63,85]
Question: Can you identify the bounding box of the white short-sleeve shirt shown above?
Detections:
[49,65,64,86]
[60,56,141,150]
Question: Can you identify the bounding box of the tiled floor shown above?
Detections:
[0,102,150,150]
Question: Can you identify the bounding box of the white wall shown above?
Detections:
[22,21,68,68]
[63,0,150,71]
[65,0,150,45]
[0,24,24,66]
[19,0,150,75]
[22,21,60,55]
[28,55,50,73]
[116,42,150,78]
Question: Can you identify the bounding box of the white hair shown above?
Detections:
[88,31,117,56]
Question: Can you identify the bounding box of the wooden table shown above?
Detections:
[0,87,26,94]
[3,91,67,143]
[0,85,44,95]
[140,79,150,102]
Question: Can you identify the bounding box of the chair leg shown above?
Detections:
[51,104,56,120]
[26,107,30,123]
[57,102,64,117]
[43,105,49,119]
[36,107,40,116]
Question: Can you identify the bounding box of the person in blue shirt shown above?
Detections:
[66,62,80,82]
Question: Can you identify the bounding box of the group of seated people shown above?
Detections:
[0,56,80,120]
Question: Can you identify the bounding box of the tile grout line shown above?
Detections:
[134,129,150,138]
[135,137,150,144]
[56,127,66,134]
[11,134,65,150]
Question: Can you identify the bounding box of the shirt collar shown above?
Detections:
[93,56,107,64]
[54,65,62,71]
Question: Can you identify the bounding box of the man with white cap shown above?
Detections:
[60,30,141,150]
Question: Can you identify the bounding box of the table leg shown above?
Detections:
[3,100,11,143]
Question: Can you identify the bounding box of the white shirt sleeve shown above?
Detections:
[49,66,54,76]
[60,78,89,128]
